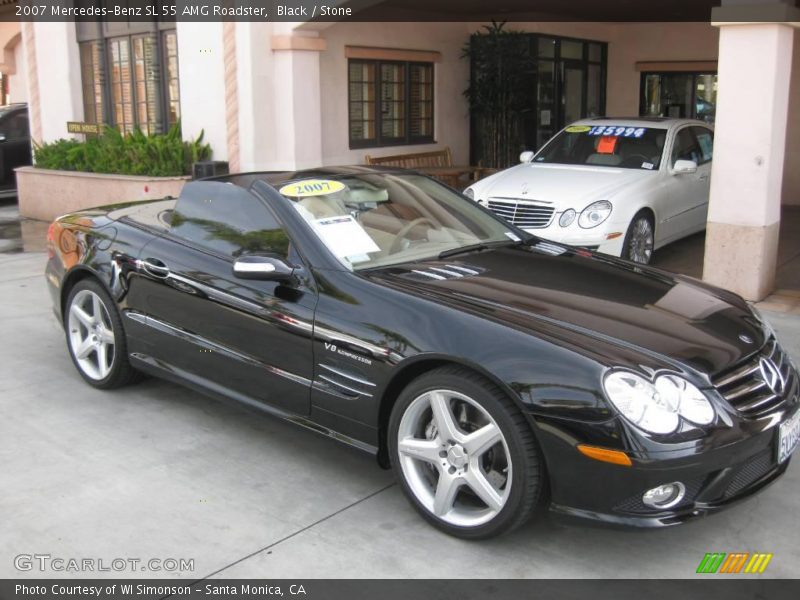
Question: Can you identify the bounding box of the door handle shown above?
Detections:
[140,258,170,278]
[699,174,710,181]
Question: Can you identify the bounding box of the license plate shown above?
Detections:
[778,409,800,464]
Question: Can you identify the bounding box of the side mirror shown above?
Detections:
[0,134,6,143]
[233,254,295,281]
[672,159,698,175]
[519,151,535,163]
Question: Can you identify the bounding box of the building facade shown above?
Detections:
[1,1,799,300]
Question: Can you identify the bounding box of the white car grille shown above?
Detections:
[487,198,555,229]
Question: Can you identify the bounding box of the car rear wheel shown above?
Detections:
[622,212,655,264]
[389,366,542,539]
[65,279,138,389]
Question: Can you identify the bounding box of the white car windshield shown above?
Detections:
[535,124,668,170]
[278,173,522,270]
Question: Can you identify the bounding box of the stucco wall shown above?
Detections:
[236,22,279,171]
[29,22,83,143]
[318,21,472,165]
[176,22,228,163]
[314,21,720,167]
[606,22,719,116]
[8,37,27,103]
[782,28,800,206]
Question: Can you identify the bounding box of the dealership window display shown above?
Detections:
[640,71,718,123]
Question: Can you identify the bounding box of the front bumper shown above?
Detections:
[536,398,799,529]
[519,219,627,257]
[550,451,790,529]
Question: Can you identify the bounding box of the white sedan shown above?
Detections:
[464,118,714,264]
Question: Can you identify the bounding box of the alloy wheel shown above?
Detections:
[628,217,654,264]
[396,389,512,527]
[67,289,116,381]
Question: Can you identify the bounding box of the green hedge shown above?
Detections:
[33,122,211,177]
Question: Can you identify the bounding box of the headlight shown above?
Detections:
[464,188,475,200]
[559,209,576,227]
[655,374,714,425]
[603,371,715,434]
[578,200,612,228]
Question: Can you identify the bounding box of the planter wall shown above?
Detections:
[16,166,190,222]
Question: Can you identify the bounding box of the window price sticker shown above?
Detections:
[588,125,648,138]
[312,215,380,260]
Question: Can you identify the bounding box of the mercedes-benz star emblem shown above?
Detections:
[759,357,785,395]
[739,333,754,344]
[521,183,529,196]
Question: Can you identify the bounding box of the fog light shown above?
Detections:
[642,482,686,509]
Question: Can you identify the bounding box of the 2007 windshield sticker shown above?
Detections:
[587,125,647,138]
[279,179,346,198]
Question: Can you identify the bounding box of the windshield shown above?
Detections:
[535,124,668,170]
[278,173,521,270]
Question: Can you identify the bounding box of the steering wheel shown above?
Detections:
[389,217,437,255]
[620,153,651,168]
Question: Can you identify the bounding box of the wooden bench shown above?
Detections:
[365,148,454,170]
[365,147,495,189]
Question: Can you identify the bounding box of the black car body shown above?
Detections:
[45,167,799,537]
[0,103,31,197]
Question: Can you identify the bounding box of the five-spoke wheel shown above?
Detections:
[68,288,116,380]
[64,279,138,389]
[390,367,542,539]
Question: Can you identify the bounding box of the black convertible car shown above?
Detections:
[45,167,800,539]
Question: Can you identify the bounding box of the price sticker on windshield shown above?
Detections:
[588,125,647,138]
[279,179,346,198]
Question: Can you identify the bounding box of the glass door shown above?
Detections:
[535,60,556,149]
[560,60,586,128]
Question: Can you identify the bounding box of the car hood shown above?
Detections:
[477,162,653,207]
[370,244,764,376]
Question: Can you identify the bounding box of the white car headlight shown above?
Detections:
[578,200,612,228]
[559,209,576,227]
[464,187,475,200]
[603,371,715,434]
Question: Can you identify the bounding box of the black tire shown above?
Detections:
[64,278,139,389]
[621,210,655,264]
[388,366,542,539]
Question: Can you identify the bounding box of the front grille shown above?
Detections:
[487,198,555,229]
[712,337,798,415]
[724,449,775,498]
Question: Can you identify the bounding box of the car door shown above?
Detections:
[659,126,708,243]
[130,181,316,415]
[690,125,714,228]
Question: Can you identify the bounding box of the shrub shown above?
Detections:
[33,122,212,177]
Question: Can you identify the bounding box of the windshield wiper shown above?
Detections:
[438,239,520,260]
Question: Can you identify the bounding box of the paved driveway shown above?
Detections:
[1,251,798,579]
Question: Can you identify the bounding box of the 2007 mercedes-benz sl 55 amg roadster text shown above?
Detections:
[45,167,800,539]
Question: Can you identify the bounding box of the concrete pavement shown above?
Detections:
[1,251,799,579]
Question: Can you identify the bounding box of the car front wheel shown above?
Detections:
[622,212,655,264]
[389,367,542,539]
[65,279,138,389]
